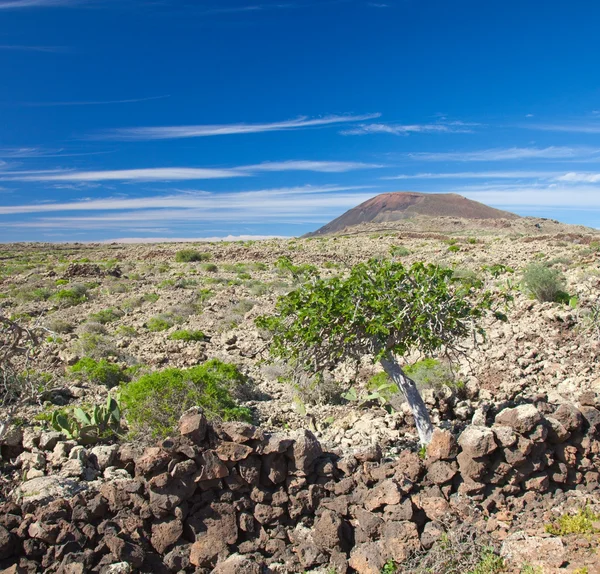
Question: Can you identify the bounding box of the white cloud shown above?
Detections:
[1,159,381,182]
[341,121,476,136]
[92,113,381,140]
[408,146,599,161]
[0,0,80,8]
[0,185,372,215]
[556,172,600,183]
[244,160,383,172]
[382,171,559,180]
[523,123,600,134]
[3,167,250,182]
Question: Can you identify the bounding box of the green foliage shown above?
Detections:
[119,359,252,438]
[53,284,88,306]
[468,549,505,574]
[522,262,567,302]
[545,506,600,537]
[143,292,160,303]
[342,372,399,408]
[404,358,455,391]
[115,325,137,337]
[88,308,123,325]
[257,259,491,379]
[72,333,118,360]
[55,279,69,286]
[44,317,74,334]
[275,256,318,281]
[51,396,122,444]
[381,560,398,573]
[169,329,206,341]
[175,249,211,262]
[146,315,174,332]
[448,244,461,253]
[484,263,515,278]
[201,263,218,272]
[70,357,129,388]
[520,566,543,574]
[390,245,410,257]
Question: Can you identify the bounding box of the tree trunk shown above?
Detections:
[380,353,434,445]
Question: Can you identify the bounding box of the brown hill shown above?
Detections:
[306,192,520,236]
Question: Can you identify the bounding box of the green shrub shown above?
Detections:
[175,249,210,262]
[545,506,600,537]
[143,292,160,303]
[390,245,410,257]
[53,284,88,306]
[169,329,206,341]
[116,325,137,337]
[70,357,129,388]
[88,308,123,324]
[448,244,460,253]
[522,262,567,302]
[44,317,74,334]
[119,359,252,438]
[72,333,118,360]
[146,315,174,332]
[404,358,458,392]
[201,263,218,272]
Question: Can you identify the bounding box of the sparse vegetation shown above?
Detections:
[175,249,211,262]
[169,329,206,341]
[70,357,129,388]
[119,359,252,438]
[545,506,600,537]
[522,262,567,302]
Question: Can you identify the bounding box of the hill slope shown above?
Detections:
[307,192,520,236]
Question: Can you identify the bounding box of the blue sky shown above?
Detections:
[2,0,600,241]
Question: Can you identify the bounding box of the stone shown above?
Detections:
[545,416,570,443]
[262,453,287,484]
[364,479,401,511]
[354,508,383,540]
[189,533,227,568]
[421,521,444,549]
[164,543,191,571]
[12,476,87,508]
[426,460,457,485]
[135,447,170,476]
[100,564,131,574]
[426,428,457,462]
[580,406,600,432]
[216,422,263,443]
[238,456,261,485]
[381,521,419,562]
[212,554,262,574]
[105,536,145,569]
[553,404,584,432]
[457,452,488,480]
[495,404,542,434]
[348,542,386,574]
[39,431,62,451]
[178,410,207,443]
[89,445,119,471]
[215,441,253,462]
[501,532,566,568]
[491,425,518,447]
[170,459,197,478]
[0,525,15,560]
[151,518,183,554]
[290,429,322,474]
[353,444,383,463]
[458,426,497,457]
[254,503,285,525]
[194,450,229,481]
[313,509,345,550]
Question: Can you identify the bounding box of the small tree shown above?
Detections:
[257,259,493,444]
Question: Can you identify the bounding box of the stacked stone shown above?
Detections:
[0,398,599,573]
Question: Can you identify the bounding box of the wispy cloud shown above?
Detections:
[11,95,169,107]
[556,172,600,183]
[0,185,374,218]
[92,113,381,141]
[382,170,560,180]
[0,0,82,8]
[244,160,383,173]
[341,121,477,136]
[408,146,600,161]
[0,45,66,52]
[0,159,382,182]
[523,122,600,134]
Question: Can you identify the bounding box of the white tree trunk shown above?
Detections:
[380,353,434,445]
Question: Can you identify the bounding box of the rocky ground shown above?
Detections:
[1,218,600,572]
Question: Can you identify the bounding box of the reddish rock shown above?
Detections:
[364,480,401,511]
[426,460,457,485]
[262,453,287,484]
[313,510,346,550]
[254,503,285,525]
[290,430,322,474]
[348,542,386,574]
[215,422,263,443]
[426,428,457,462]
[501,532,566,568]
[215,442,253,462]
[495,404,541,434]
[0,526,15,560]
[381,521,419,562]
[353,444,383,463]
[189,534,227,568]
[150,518,183,554]
[553,404,584,432]
[178,411,207,444]
[212,554,262,574]
[456,452,487,480]
[238,456,261,485]
[135,447,170,476]
[458,426,497,458]
[105,536,145,568]
[194,451,229,482]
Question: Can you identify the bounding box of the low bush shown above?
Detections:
[88,308,123,325]
[404,358,461,393]
[77,321,108,335]
[44,317,74,334]
[53,284,88,306]
[390,245,410,257]
[201,263,218,272]
[522,262,567,302]
[119,359,252,438]
[146,315,174,332]
[70,357,129,388]
[72,333,118,360]
[545,506,600,537]
[175,249,210,262]
[169,329,206,341]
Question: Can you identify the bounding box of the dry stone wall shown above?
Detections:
[1,397,600,573]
